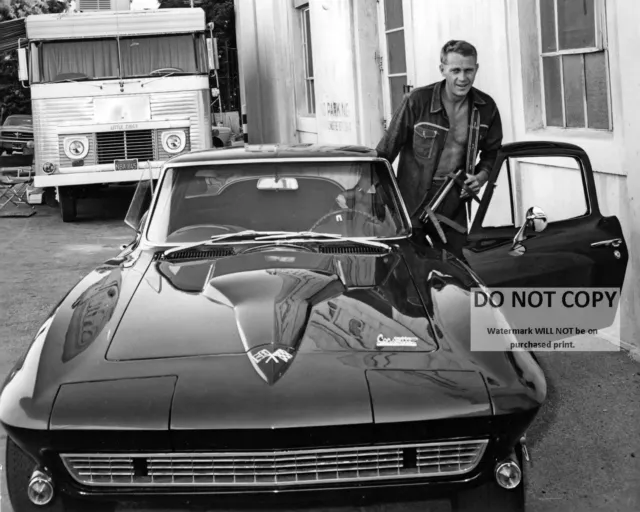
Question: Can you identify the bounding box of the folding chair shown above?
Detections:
[0,155,35,212]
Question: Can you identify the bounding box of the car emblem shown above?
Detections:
[376,334,418,347]
[15,132,20,137]
[247,345,297,385]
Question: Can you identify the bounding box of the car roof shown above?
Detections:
[166,143,378,165]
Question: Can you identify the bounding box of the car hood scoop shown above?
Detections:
[106,249,438,366]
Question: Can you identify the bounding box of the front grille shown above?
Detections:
[0,131,32,141]
[96,130,154,164]
[61,440,488,487]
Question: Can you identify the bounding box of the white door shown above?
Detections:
[377,0,416,128]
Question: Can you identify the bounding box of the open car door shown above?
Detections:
[463,141,628,334]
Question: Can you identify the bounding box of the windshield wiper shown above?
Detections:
[50,77,104,89]
[141,71,191,87]
[254,231,391,250]
[52,78,86,83]
[162,230,290,257]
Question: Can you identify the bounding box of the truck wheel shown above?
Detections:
[44,188,58,208]
[451,444,525,512]
[58,187,77,222]
[5,437,116,512]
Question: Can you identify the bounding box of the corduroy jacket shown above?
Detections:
[375,79,503,222]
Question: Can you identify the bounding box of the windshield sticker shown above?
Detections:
[376,334,418,347]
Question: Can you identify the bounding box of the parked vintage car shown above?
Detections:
[0,114,34,155]
[0,142,628,512]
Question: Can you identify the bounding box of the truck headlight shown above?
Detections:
[161,131,186,154]
[63,136,89,160]
[43,162,57,174]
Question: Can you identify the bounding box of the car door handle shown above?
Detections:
[591,238,622,248]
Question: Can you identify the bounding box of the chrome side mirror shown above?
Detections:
[509,206,547,256]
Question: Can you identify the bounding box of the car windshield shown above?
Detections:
[146,160,410,244]
[4,116,32,127]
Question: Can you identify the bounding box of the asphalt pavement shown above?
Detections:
[0,188,638,512]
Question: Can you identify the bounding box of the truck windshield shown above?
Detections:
[120,34,207,78]
[39,38,119,82]
[32,33,207,83]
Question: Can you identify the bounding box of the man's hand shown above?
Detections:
[460,171,488,199]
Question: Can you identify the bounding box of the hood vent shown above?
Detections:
[154,248,235,261]
[318,244,389,255]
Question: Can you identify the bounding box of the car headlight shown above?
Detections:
[63,136,89,160]
[161,131,186,154]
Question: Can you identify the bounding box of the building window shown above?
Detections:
[382,0,409,116]
[300,6,315,115]
[539,0,611,130]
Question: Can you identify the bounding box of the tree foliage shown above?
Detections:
[0,0,68,119]
[0,0,67,21]
[158,0,235,44]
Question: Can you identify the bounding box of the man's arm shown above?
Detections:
[375,93,414,165]
[474,105,503,184]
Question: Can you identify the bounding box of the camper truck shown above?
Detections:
[17,7,215,221]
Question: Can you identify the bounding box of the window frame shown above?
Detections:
[299,4,316,115]
[537,0,612,131]
[477,155,592,233]
[376,0,415,128]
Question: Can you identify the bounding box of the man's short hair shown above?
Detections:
[440,40,478,64]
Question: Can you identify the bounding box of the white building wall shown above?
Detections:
[235,0,639,349]
[235,0,384,147]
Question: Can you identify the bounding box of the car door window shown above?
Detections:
[481,155,589,229]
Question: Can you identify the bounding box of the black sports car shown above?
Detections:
[0,142,628,511]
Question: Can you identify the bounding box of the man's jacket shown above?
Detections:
[375,79,503,221]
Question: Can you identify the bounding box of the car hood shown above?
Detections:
[1,125,33,133]
[106,248,439,366]
[0,246,546,433]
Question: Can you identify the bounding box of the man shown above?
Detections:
[376,40,503,259]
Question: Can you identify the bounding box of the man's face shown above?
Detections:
[440,52,479,99]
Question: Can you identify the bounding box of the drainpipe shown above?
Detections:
[242,108,248,145]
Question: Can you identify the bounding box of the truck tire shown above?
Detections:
[58,187,77,222]
[44,188,58,208]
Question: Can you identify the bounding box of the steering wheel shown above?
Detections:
[309,209,382,232]
[149,67,184,75]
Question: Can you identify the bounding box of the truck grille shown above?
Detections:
[96,130,154,164]
[61,440,488,487]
